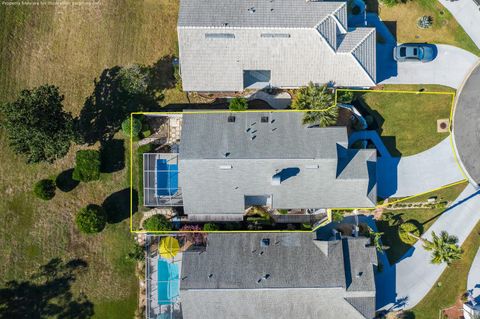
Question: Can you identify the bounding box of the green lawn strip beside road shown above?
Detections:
[356,85,455,156]
[377,181,467,264]
[410,220,480,319]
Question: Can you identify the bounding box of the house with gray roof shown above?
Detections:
[177,112,377,221]
[178,0,376,92]
[180,232,378,319]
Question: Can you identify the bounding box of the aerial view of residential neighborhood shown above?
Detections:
[2,0,480,319]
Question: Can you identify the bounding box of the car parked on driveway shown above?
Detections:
[393,43,436,62]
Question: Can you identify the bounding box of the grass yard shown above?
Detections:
[410,220,480,319]
[377,181,467,264]
[0,1,183,317]
[357,84,455,156]
[376,0,480,56]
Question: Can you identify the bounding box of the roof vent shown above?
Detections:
[208,273,214,278]
[263,274,270,280]
[356,272,363,278]
[223,152,230,158]
[261,238,270,247]
[261,116,269,123]
[247,7,256,13]
[306,164,319,169]
[228,115,235,123]
[219,165,232,170]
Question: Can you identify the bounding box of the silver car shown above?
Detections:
[393,44,436,62]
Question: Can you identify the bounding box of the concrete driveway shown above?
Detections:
[391,137,465,197]
[376,184,480,310]
[439,0,480,49]
[380,44,479,89]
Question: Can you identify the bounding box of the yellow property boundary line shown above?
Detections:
[130,87,468,234]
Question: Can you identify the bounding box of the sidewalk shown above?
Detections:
[439,0,480,49]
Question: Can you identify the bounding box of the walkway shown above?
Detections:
[376,184,480,310]
[439,0,480,49]
[468,246,480,303]
[453,62,480,185]
[349,132,464,198]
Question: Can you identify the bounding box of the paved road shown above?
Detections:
[453,63,480,185]
[380,44,479,89]
[439,0,480,49]
[376,184,480,310]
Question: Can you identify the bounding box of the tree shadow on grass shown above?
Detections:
[56,169,80,193]
[376,213,422,265]
[100,139,125,173]
[0,258,93,319]
[102,188,138,224]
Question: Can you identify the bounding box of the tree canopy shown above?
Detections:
[121,117,142,137]
[0,85,74,163]
[291,82,338,127]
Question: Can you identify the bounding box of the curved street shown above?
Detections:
[453,62,480,186]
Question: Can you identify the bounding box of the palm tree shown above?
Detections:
[422,231,463,265]
[291,82,338,127]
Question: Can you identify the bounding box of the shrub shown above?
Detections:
[143,215,172,231]
[398,222,421,245]
[277,209,288,215]
[180,225,206,245]
[417,16,433,29]
[121,117,142,138]
[33,179,56,200]
[291,82,338,127]
[126,243,145,261]
[203,223,220,231]
[331,210,344,223]
[76,204,107,234]
[118,64,149,95]
[337,90,354,104]
[228,97,248,111]
[73,150,101,182]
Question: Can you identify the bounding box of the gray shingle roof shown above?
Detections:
[178,0,344,28]
[178,0,376,91]
[180,233,377,319]
[178,112,377,215]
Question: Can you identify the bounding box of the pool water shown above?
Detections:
[156,159,178,196]
[157,259,180,305]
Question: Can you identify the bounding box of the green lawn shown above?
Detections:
[0,1,184,317]
[410,220,480,319]
[377,181,467,264]
[376,0,480,56]
[357,85,455,156]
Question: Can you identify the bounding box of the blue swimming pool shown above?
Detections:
[156,159,178,196]
[157,259,180,305]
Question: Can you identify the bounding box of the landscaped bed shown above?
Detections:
[373,0,480,56]
[354,84,455,156]
[377,181,467,264]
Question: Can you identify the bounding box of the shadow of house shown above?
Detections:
[102,188,138,224]
[0,258,93,319]
[56,169,80,193]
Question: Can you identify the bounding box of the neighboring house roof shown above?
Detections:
[177,0,376,92]
[178,112,377,217]
[180,233,377,319]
